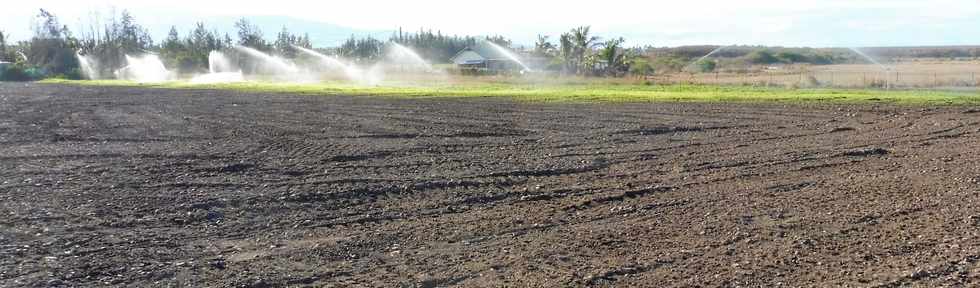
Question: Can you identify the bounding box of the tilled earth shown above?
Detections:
[2,83,980,287]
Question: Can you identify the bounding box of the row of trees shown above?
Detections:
[76,10,155,78]
[159,24,233,73]
[532,26,642,76]
[158,19,314,73]
[10,9,81,80]
[2,13,648,80]
[332,30,514,65]
[6,8,920,81]
[336,26,646,76]
[0,9,320,79]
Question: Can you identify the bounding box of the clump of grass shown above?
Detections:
[40,79,980,105]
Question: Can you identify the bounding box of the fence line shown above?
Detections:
[646,71,980,90]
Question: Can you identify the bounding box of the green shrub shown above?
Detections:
[1,64,33,81]
[59,68,84,80]
[746,50,779,65]
[629,58,654,76]
[776,52,806,63]
[695,59,716,72]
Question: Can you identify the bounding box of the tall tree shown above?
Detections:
[32,9,63,39]
[162,26,181,51]
[485,35,511,47]
[569,26,600,74]
[74,9,155,76]
[159,26,187,70]
[597,37,628,76]
[338,36,383,63]
[559,33,574,74]
[388,29,482,63]
[117,10,152,54]
[274,27,298,58]
[0,30,7,62]
[298,33,312,49]
[234,18,266,50]
[27,9,79,76]
[534,35,555,57]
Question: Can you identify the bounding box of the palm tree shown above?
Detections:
[534,35,556,57]
[559,33,574,75]
[598,37,627,76]
[569,26,600,74]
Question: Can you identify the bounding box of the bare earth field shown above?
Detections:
[3,83,980,287]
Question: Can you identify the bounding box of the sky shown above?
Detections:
[2,0,980,47]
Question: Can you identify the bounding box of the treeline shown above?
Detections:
[0,9,324,80]
[0,9,161,80]
[5,7,980,81]
[643,46,843,73]
[158,20,312,73]
[0,9,650,80]
[338,26,643,76]
[860,46,980,59]
[332,30,509,64]
[0,9,81,80]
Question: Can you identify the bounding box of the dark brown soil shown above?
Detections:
[2,83,980,287]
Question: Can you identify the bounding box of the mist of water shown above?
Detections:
[387,43,439,73]
[115,54,172,83]
[849,47,890,72]
[362,63,385,86]
[190,51,245,84]
[233,45,303,77]
[484,41,531,72]
[76,53,99,80]
[208,51,236,73]
[17,51,28,63]
[292,45,365,82]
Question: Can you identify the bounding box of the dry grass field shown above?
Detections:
[650,60,980,89]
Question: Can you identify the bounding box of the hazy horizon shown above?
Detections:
[3,0,980,48]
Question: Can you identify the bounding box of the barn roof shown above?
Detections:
[451,43,515,62]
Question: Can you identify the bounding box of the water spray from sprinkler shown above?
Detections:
[386,43,439,73]
[115,54,173,83]
[483,40,532,73]
[686,46,728,71]
[848,47,891,72]
[76,52,99,80]
[190,51,244,84]
[292,45,365,83]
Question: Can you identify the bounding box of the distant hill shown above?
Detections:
[646,45,980,62]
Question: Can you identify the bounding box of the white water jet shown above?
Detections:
[849,47,890,72]
[76,53,99,80]
[233,45,306,80]
[190,51,245,84]
[689,46,728,68]
[115,54,172,83]
[17,51,28,63]
[849,47,894,89]
[386,43,439,73]
[362,63,385,86]
[484,41,531,72]
[292,45,364,82]
[208,51,236,73]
